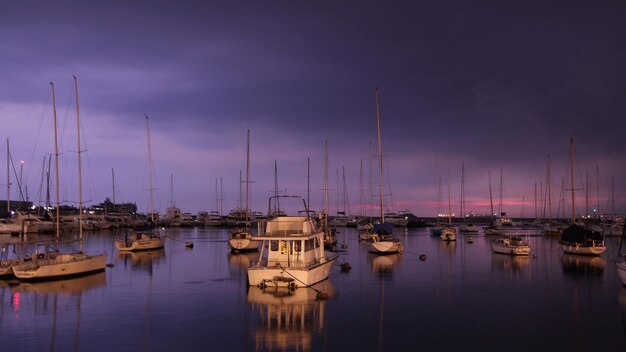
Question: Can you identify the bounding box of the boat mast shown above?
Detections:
[245,129,250,225]
[343,167,350,217]
[460,162,465,221]
[111,168,115,212]
[499,168,503,216]
[611,176,615,215]
[146,115,155,223]
[368,141,373,218]
[359,159,364,217]
[169,174,174,207]
[6,139,9,215]
[51,82,60,241]
[570,138,575,223]
[74,76,84,246]
[488,170,494,220]
[596,166,600,218]
[447,170,452,225]
[307,157,311,211]
[547,155,552,221]
[324,140,329,228]
[375,88,384,223]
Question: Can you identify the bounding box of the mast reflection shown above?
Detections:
[116,249,165,272]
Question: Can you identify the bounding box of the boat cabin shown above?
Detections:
[255,216,325,269]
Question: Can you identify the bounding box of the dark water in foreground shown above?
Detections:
[1,227,625,351]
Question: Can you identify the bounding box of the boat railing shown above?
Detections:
[251,257,323,269]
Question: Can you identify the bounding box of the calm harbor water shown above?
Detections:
[1,226,625,351]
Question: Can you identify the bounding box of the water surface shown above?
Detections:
[1,227,625,351]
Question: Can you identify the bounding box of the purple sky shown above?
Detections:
[2,1,625,218]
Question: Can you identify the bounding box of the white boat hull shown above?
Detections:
[12,253,107,280]
[115,233,165,251]
[228,237,261,251]
[248,254,338,288]
[492,243,531,255]
[367,240,403,254]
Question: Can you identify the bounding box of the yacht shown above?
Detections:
[247,196,338,288]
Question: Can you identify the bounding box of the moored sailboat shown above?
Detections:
[559,138,606,256]
[12,78,107,280]
[115,115,165,251]
[365,88,403,254]
[228,130,260,251]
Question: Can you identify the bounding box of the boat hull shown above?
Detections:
[248,254,338,288]
[440,228,457,241]
[115,233,165,251]
[367,240,403,254]
[492,243,531,255]
[562,243,606,256]
[228,237,261,251]
[12,253,107,280]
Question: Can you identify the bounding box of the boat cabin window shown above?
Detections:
[305,238,315,251]
[270,240,278,251]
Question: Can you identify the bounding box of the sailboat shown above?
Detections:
[365,88,403,254]
[484,170,505,235]
[320,142,338,249]
[12,78,107,280]
[114,115,165,251]
[559,138,606,256]
[228,129,260,251]
[458,162,478,233]
[161,174,183,227]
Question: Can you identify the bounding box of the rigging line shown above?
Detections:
[8,152,27,203]
[22,90,52,187]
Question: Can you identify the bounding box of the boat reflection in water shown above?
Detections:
[247,279,335,351]
[491,253,531,276]
[116,248,165,272]
[368,253,400,351]
[228,251,259,269]
[17,271,106,295]
[9,272,106,351]
[369,253,401,275]
[561,254,606,276]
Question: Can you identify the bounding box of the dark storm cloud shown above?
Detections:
[2,0,625,215]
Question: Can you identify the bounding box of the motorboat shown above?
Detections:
[247,196,338,288]
[491,235,531,255]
